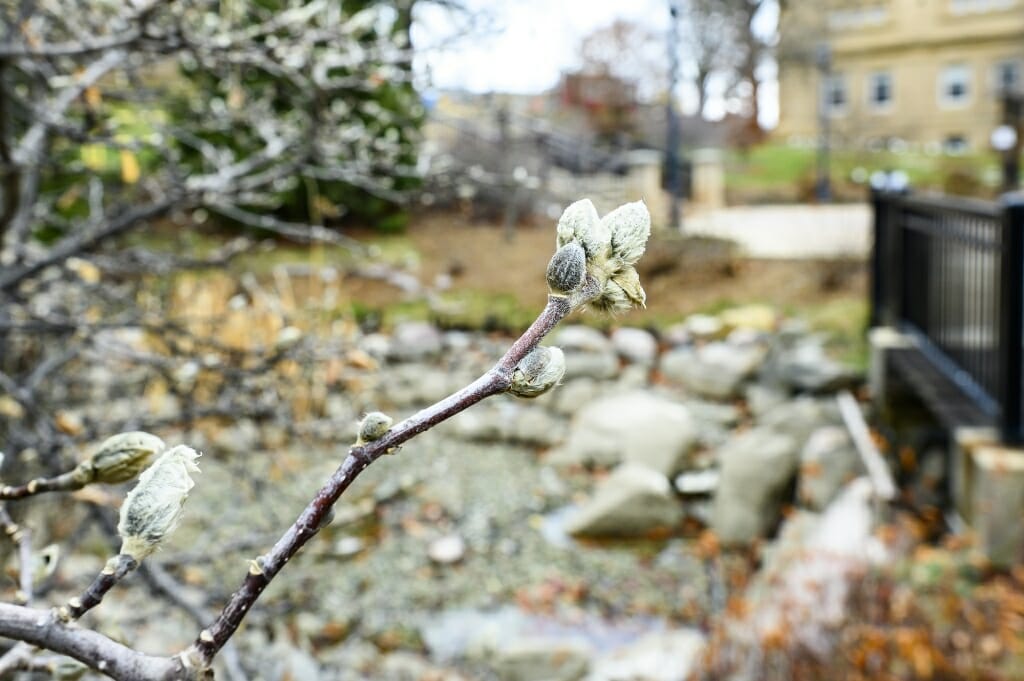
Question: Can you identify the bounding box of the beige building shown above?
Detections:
[777,0,1024,151]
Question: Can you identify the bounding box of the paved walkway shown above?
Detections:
[681,203,871,259]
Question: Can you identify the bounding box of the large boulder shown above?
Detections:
[563,350,620,381]
[711,427,800,544]
[567,464,684,537]
[554,325,612,353]
[548,391,697,475]
[797,426,864,510]
[757,397,841,451]
[660,342,767,400]
[493,639,590,681]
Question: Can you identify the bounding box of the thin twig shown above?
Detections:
[189,288,590,666]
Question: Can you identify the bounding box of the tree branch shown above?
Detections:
[188,290,583,667]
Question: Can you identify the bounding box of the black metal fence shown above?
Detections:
[871,190,1024,443]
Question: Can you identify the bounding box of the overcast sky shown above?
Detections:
[411,0,779,127]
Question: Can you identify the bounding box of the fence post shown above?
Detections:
[870,189,890,327]
[999,193,1024,444]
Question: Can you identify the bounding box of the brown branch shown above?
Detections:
[0,603,181,681]
[0,470,83,500]
[62,554,139,621]
[188,289,588,668]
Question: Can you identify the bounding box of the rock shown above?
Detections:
[359,332,392,360]
[388,322,443,362]
[493,639,590,681]
[447,403,567,447]
[661,323,692,347]
[554,325,612,354]
[768,339,860,393]
[549,391,697,475]
[588,629,705,681]
[719,304,777,333]
[758,398,841,450]
[744,384,788,418]
[797,426,864,510]
[611,327,658,366]
[710,427,800,544]
[618,364,650,389]
[381,366,466,407]
[428,534,466,564]
[675,469,720,496]
[660,342,767,400]
[566,464,684,537]
[543,378,610,416]
[210,418,261,454]
[562,350,619,381]
[682,314,724,341]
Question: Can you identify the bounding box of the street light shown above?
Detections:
[666,0,684,231]
[815,42,832,202]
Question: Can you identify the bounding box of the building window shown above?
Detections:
[827,6,888,30]
[823,74,848,116]
[949,0,1016,15]
[939,65,972,107]
[995,60,1021,94]
[944,135,969,154]
[868,72,893,110]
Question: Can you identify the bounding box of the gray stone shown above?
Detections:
[711,427,800,544]
[543,378,610,416]
[563,350,619,381]
[493,639,590,681]
[388,321,443,362]
[381,366,466,407]
[683,314,725,341]
[447,402,567,447]
[661,342,767,400]
[611,327,658,366]
[554,325,612,353]
[428,534,466,564]
[797,426,864,510]
[588,629,705,681]
[210,418,261,454]
[744,384,789,418]
[758,397,841,450]
[661,323,692,347]
[769,339,860,393]
[675,469,720,495]
[567,464,684,537]
[548,391,697,475]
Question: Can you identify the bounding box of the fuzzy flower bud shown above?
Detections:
[79,432,165,485]
[358,412,393,444]
[546,242,586,294]
[509,346,566,398]
[556,199,609,259]
[117,445,200,561]
[603,200,651,267]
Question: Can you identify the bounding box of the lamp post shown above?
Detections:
[666,0,684,231]
[814,42,832,202]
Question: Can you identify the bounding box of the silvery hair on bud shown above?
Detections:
[358,411,393,443]
[117,445,200,560]
[85,431,166,485]
[509,346,566,398]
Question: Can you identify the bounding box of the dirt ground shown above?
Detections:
[340,212,868,330]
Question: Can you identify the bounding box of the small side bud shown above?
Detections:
[117,445,200,561]
[83,431,166,485]
[509,346,566,398]
[546,243,586,295]
[357,412,393,444]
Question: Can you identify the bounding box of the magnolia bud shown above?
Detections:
[117,445,200,561]
[546,243,586,294]
[509,346,566,398]
[358,412,393,444]
[556,199,609,259]
[82,432,166,485]
[604,200,651,267]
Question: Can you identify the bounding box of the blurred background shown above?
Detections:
[0,1,1023,680]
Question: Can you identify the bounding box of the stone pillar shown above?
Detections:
[624,149,669,230]
[970,444,1024,567]
[867,327,911,406]
[691,148,725,210]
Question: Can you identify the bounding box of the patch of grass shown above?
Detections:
[797,296,871,371]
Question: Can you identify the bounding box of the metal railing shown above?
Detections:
[871,190,1024,443]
